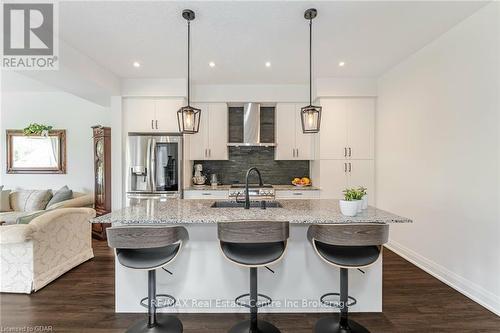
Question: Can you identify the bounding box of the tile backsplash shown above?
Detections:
[194,146,309,185]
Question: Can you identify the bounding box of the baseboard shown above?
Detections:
[386,240,500,317]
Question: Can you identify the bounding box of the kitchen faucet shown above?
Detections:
[243,167,265,209]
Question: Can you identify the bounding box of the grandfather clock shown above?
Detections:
[91,126,111,240]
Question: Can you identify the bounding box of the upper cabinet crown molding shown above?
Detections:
[275,103,314,160]
[318,98,375,160]
[123,97,184,133]
[189,103,228,161]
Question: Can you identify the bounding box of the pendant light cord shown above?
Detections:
[187,20,191,106]
[309,18,312,106]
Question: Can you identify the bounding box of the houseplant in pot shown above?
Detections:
[339,188,361,217]
[358,186,368,210]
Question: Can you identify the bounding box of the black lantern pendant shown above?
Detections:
[301,8,321,133]
[177,9,201,134]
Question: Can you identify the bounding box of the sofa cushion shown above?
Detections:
[10,190,53,212]
[16,211,46,224]
[46,186,73,209]
[0,211,34,225]
[1,190,12,212]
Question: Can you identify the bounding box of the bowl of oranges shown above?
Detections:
[292,177,311,187]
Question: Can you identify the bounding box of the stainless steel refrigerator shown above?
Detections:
[126,133,183,200]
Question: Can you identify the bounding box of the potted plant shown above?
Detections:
[339,188,361,217]
[358,187,368,210]
[23,123,53,137]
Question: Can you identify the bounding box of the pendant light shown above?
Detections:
[177,9,201,134]
[301,8,321,133]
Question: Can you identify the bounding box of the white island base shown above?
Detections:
[115,224,382,314]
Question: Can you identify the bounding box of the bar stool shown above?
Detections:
[218,220,290,333]
[307,223,389,333]
[107,226,189,333]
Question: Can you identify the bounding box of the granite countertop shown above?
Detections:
[185,185,319,191]
[92,199,412,226]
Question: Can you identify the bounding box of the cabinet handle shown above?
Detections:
[292,149,295,158]
[296,149,299,158]
[344,163,347,172]
[344,147,347,157]
[155,120,158,129]
[348,162,352,172]
[151,120,154,129]
[293,192,303,195]
[202,193,211,196]
[209,149,211,157]
[349,147,352,157]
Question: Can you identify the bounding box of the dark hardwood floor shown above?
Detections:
[1,240,498,333]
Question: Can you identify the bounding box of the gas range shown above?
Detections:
[228,184,275,201]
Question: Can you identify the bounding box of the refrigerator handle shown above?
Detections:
[146,138,152,192]
[150,138,157,192]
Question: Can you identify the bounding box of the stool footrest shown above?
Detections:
[320,292,357,309]
[140,294,177,309]
[235,293,272,309]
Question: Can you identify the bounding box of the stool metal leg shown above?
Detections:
[250,267,258,332]
[148,270,157,328]
[228,267,281,333]
[126,269,183,333]
[314,268,370,333]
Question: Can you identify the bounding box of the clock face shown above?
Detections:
[96,139,104,158]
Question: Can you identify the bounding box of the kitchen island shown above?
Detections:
[93,199,411,314]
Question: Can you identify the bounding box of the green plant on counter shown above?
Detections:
[343,188,364,201]
[358,186,367,196]
[23,123,53,135]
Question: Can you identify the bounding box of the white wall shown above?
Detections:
[376,3,500,315]
[1,75,111,192]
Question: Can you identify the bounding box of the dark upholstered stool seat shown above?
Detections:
[221,241,286,266]
[314,242,380,267]
[117,244,181,270]
[107,226,188,333]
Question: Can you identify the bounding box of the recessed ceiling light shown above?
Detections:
[338,61,345,67]
[209,61,216,68]
[133,61,141,68]
[265,61,271,68]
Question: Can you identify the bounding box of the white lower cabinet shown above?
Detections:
[275,190,320,200]
[183,190,228,200]
[319,160,375,204]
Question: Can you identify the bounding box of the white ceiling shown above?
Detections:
[59,1,487,84]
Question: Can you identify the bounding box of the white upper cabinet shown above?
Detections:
[123,98,184,133]
[319,98,375,160]
[189,103,228,160]
[154,98,184,132]
[275,103,314,160]
[346,99,375,159]
[123,98,156,132]
[207,103,229,160]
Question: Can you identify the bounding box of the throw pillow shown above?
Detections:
[16,210,46,224]
[10,190,53,212]
[46,186,73,209]
[0,189,11,212]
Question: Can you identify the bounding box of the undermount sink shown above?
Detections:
[210,201,283,208]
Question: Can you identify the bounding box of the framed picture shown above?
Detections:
[6,129,67,174]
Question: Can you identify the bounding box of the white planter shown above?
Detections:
[339,200,359,217]
[362,195,368,209]
[357,200,363,212]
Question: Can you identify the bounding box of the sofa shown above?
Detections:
[0,208,96,293]
[0,190,94,225]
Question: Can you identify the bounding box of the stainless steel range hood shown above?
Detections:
[227,103,276,147]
